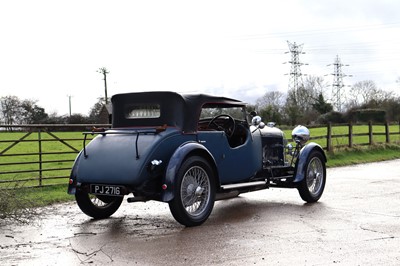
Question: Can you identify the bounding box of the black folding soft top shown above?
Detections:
[111,91,246,133]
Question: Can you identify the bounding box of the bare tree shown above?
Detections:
[286,76,329,112]
[347,80,394,109]
[304,76,329,96]
[350,80,377,106]
[0,96,22,125]
[255,90,286,124]
[256,90,285,110]
[283,76,330,125]
[0,96,49,125]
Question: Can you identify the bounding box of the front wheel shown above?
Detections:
[168,156,216,227]
[297,150,326,203]
[75,190,123,219]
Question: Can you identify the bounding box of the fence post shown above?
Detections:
[385,122,390,143]
[38,128,43,186]
[348,122,353,148]
[368,121,373,145]
[327,123,332,152]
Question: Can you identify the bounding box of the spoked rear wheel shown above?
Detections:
[297,150,326,203]
[75,190,123,219]
[169,156,216,227]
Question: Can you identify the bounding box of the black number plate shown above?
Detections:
[90,184,124,196]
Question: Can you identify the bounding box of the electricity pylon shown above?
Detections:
[284,41,307,105]
[327,55,351,112]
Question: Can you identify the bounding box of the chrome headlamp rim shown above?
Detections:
[291,125,310,145]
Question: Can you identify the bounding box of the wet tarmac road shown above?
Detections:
[1,159,400,265]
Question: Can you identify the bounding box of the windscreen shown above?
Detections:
[200,106,246,121]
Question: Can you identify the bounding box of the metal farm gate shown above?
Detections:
[0,124,109,189]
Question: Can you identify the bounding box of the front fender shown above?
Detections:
[161,141,217,202]
[293,142,327,183]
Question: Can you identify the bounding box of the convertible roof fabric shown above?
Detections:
[111,91,246,133]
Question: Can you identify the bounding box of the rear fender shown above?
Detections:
[161,141,217,202]
[68,150,84,194]
[293,142,327,183]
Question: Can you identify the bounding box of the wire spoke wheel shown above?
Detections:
[298,150,326,203]
[75,191,123,219]
[169,156,215,227]
[306,157,324,197]
[181,166,211,216]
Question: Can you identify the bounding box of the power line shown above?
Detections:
[236,21,400,40]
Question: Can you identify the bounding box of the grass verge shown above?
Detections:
[0,184,74,223]
[326,143,400,167]
[16,184,75,207]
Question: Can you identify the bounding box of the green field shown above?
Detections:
[1,125,400,189]
[0,131,93,188]
[1,125,400,211]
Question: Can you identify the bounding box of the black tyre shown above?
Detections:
[75,190,123,219]
[297,150,326,203]
[168,156,216,227]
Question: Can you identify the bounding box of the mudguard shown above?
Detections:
[68,150,84,194]
[161,141,217,202]
[293,142,327,183]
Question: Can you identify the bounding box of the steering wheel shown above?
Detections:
[208,114,236,138]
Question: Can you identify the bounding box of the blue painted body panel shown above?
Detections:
[72,128,193,186]
[197,131,262,184]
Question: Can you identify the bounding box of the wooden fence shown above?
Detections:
[0,122,399,189]
[306,121,400,151]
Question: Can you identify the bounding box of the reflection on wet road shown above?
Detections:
[1,159,400,265]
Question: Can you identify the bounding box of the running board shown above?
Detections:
[215,190,240,201]
[221,181,267,191]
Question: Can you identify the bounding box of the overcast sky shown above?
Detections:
[1,0,399,116]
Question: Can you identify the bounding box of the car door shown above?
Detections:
[197,130,262,184]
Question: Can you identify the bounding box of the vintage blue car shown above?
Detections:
[68,91,326,226]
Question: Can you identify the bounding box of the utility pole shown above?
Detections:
[327,55,351,112]
[284,41,307,105]
[67,95,72,116]
[97,67,110,104]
